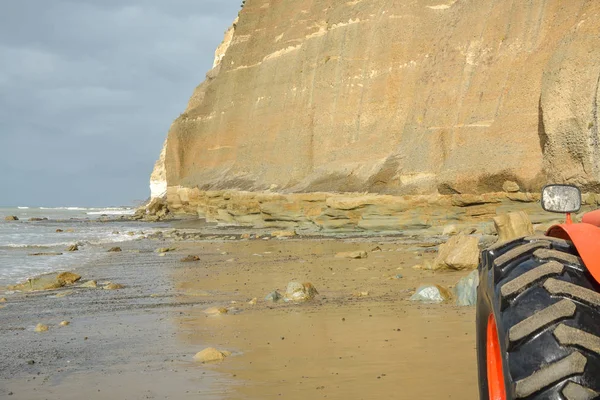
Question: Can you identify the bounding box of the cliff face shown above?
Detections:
[154,0,600,200]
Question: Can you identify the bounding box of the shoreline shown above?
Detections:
[0,223,478,399]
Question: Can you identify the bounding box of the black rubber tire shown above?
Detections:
[477,235,600,400]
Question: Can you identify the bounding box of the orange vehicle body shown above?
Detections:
[546,209,600,285]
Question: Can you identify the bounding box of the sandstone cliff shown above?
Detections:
[152,0,600,202]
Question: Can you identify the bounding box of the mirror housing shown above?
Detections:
[541,184,581,214]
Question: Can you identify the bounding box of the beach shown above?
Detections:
[0,220,478,400]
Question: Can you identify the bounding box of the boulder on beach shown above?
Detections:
[454,270,479,306]
[284,282,319,302]
[103,283,125,290]
[193,347,231,363]
[59,321,70,326]
[180,255,200,262]
[409,285,452,303]
[432,234,479,270]
[335,250,368,259]
[493,211,534,243]
[80,280,97,288]
[271,230,296,238]
[67,244,79,252]
[4,216,18,221]
[34,323,49,332]
[108,246,122,252]
[57,272,81,285]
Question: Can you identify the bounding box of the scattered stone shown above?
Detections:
[103,283,125,290]
[241,233,251,239]
[412,264,425,270]
[204,307,228,315]
[284,282,318,302]
[112,231,120,234]
[354,291,370,297]
[193,347,230,363]
[391,274,403,280]
[56,229,63,233]
[335,251,368,259]
[29,252,63,256]
[59,321,70,326]
[66,244,79,252]
[80,280,97,288]
[156,247,176,253]
[29,217,44,221]
[502,180,520,193]
[493,211,534,243]
[248,298,257,305]
[371,246,382,252]
[271,230,296,238]
[127,231,135,236]
[433,234,479,270]
[409,285,452,303]
[108,247,122,252]
[264,291,282,302]
[442,224,459,236]
[65,229,75,233]
[34,323,49,332]
[0,298,6,302]
[454,270,479,306]
[57,272,81,285]
[4,216,18,221]
[180,255,200,262]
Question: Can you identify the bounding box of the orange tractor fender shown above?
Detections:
[546,214,600,285]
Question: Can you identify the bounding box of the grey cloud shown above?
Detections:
[0,0,240,206]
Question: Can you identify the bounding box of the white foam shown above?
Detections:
[18,206,29,209]
[87,210,134,216]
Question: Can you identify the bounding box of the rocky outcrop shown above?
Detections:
[154,0,600,202]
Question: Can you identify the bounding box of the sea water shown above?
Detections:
[0,207,163,287]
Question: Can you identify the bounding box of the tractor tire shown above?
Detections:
[477,236,600,400]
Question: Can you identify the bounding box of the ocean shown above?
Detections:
[0,206,164,287]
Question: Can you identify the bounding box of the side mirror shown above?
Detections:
[541,184,581,213]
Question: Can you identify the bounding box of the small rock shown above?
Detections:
[409,285,452,303]
[127,231,135,236]
[392,274,403,280]
[454,270,479,306]
[57,272,81,285]
[241,233,251,239]
[4,215,18,221]
[103,283,125,290]
[412,264,425,270]
[442,224,459,236]
[66,244,79,252]
[204,307,228,315]
[284,282,318,302]
[248,298,257,305]
[0,298,6,302]
[59,321,70,326]
[29,217,44,221]
[56,229,63,233]
[180,255,200,262]
[193,347,229,363]
[371,246,382,252]
[271,230,296,238]
[354,291,369,297]
[34,323,49,332]
[335,251,368,259]
[156,247,176,253]
[80,280,97,288]
[502,180,520,193]
[29,252,63,256]
[108,247,122,252]
[264,291,282,302]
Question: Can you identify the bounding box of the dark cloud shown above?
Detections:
[0,0,240,206]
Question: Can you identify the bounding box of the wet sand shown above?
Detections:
[0,232,478,399]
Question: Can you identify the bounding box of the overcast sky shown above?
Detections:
[0,0,240,207]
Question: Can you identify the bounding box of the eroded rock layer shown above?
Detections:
[153,0,600,205]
